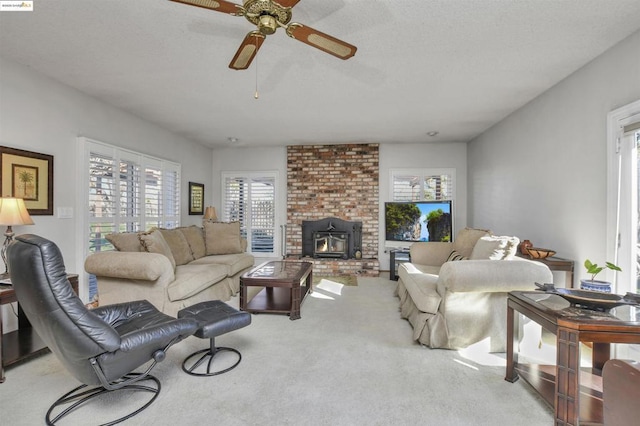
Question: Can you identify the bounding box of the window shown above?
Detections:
[607,100,640,360]
[222,172,277,256]
[608,101,640,294]
[82,138,181,299]
[390,168,455,202]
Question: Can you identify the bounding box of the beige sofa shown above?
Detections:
[84,223,254,317]
[395,227,552,352]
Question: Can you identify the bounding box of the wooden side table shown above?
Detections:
[0,274,79,383]
[518,254,575,288]
[506,291,640,425]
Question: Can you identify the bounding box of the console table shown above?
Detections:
[505,291,640,425]
[517,254,575,288]
[0,274,79,383]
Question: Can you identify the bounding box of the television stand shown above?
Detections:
[390,249,411,281]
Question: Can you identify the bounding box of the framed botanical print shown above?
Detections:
[0,146,54,215]
[189,182,204,215]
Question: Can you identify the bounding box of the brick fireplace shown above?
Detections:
[285,144,380,276]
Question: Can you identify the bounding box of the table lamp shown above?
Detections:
[0,197,34,274]
[203,206,217,222]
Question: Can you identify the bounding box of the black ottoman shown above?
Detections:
[177,300,251,377]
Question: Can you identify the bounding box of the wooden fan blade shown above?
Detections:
[286,23,356,60]
[169,0,242,15]
[229,31,266,70]
[273,0,301,8]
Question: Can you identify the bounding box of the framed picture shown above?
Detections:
[189,182,204,215]
[0,146,54,215]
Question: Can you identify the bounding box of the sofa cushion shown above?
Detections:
[398,263,441,314]
[106,232,142,252]
[139,229,176,270]
[84,251,173,281]
[452,228,490,258]
[167,264,228,302]
[188,252,254,276]
[178,225,206,259]
[470,235,520,260]
[204,221,243,255]
[158,228,195,266]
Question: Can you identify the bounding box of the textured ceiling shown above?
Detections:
[1,0,640,148]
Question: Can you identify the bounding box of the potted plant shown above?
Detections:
[580,259,621,293]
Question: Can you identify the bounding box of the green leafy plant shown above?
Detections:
[584,259,621,282]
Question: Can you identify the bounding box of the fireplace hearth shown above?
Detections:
[302,217,362,260]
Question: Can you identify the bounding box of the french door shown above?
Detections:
[607,101,640,360]
[608,101,640,295]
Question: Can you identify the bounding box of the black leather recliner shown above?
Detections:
[7,234,199,425]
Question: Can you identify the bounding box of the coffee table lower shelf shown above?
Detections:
[243,286,310,316]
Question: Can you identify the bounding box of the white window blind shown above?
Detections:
[222,173,276,255]
[86,139,180,254]
[391,169,454,202]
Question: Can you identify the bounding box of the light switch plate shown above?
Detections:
[57,207,73,219]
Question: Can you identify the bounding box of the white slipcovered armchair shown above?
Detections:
[395,228,552,352]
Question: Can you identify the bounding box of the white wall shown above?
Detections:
[468,29,640,286]
[0,58,214,303]
[212,142,468,270]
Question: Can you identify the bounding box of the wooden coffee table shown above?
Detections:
[240,261,313,320]
[505,291,640,425]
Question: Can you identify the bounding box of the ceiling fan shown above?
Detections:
[170,0,357,70]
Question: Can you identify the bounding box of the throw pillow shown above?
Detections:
[452,228,490,258]
[469,235,520,260]
[139,229,177,270]
[106,232,142,252]
[158,228,195,266]
[502,236,520,259]
[446,250,467,262]
[178,225,206,259]
[204,221,243,255]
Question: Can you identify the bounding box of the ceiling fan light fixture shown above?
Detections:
[173,0,356,69]
[258,14,277,35]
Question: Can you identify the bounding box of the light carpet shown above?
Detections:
[0,277,552,425]
[312,275,357,286]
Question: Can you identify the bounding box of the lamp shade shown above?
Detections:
[203,206,217,221]
[0,197,35,226]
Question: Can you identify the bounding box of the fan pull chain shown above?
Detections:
[254,42,259,99]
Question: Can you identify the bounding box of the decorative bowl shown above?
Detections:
[535,283,639,311]
[552,288,638,311]
[527,247,556,259]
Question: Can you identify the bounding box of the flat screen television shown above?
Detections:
[384,201,453,243]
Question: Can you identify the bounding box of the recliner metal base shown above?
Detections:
[182,338,242,377]
[45,373,160,426]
